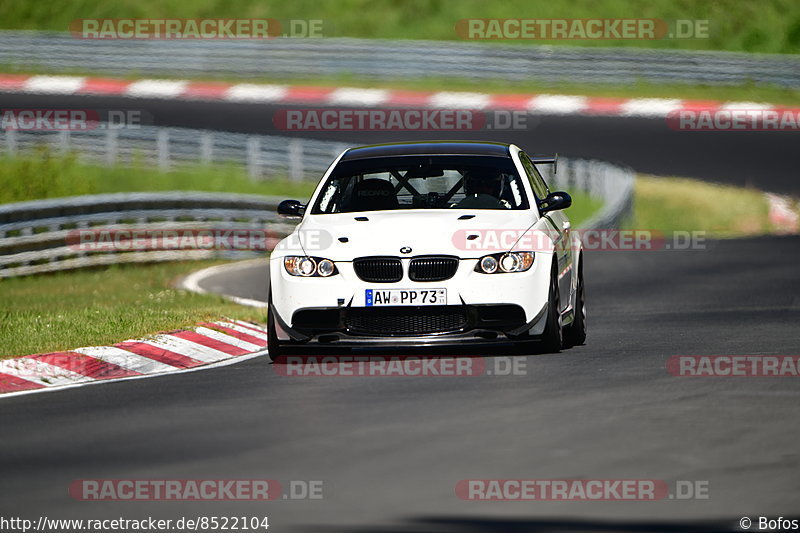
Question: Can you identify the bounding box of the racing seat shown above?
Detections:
[454,169,506,209]
[347,179,399,212]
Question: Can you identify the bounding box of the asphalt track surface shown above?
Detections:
[1,92,799,532]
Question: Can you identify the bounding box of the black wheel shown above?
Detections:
[267,290,282,361]
[563,255,586,348]
[539,261,562,353]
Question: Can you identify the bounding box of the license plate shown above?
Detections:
[365,288,446,306]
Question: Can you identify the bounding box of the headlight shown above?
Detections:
[316,259,335,277]
[475,252,534,274]
[284,256,338,277]
[479,255,498,274]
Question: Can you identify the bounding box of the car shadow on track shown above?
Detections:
[269,340,571,362]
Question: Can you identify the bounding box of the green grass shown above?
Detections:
[564,192,604,227]
[0,148,318,204]
[2,0,800,54]
[628,174,778,237]
[0,260,264,358]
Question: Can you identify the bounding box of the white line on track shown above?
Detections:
[528,94,588,114]
[225,84,288,103]
[620,98,683,117]
[429,91,491,109]
[125,79,188,98]
[328,87,390,106]
[23,75,86,94]
[178,259,268,308]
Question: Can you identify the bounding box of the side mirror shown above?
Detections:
[539,191,572,213]
[277,199,306,217]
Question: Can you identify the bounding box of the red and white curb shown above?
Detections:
[1,73,796,118]
[0,319,268,397]
[766,193,800,234]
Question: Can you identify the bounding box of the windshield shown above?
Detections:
[311,155,529,214]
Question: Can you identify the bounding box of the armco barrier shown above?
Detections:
[0,127,348,181]
[0,31,798,88]
[0,192,295,278]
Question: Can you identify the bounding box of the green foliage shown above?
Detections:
[0,150,317,204]
[629,175,775,237]
[1,0,799,53]
[0,261,265,358]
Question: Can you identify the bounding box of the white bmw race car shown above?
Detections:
[267,141,585,357]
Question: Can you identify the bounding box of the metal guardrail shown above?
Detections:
[0,156,633,278]
[0,192,296,278]
[1,126,348,180]
[543,158,634,230]
[1,31,798,88]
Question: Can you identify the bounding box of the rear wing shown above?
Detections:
[532,154,558,174]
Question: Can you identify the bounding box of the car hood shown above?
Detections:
[277,209,536,261]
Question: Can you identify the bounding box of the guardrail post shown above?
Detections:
[289,138,304,181]
[200,132,213,164]
[58,130,70,154]
[565,160,577,192]
[247,136,260,179]
[105,128,118,166]
[5,130,17,155]
[157,129,170,170]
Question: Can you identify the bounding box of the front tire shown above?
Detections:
[539,262,562,353]
[563,256,586,348]
[267,290,282,361]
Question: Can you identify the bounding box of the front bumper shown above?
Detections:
[271,302,548,347]
[269,251,554,349]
